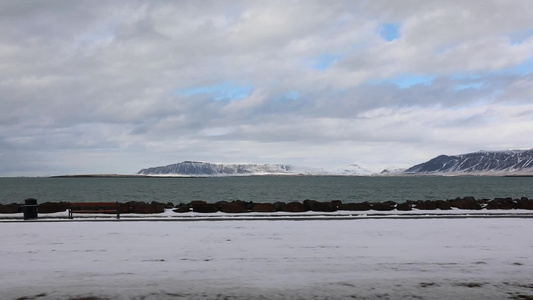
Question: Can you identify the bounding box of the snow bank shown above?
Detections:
[1,218,532,299]
[2,207,533,221]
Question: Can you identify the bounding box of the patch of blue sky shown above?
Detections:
[311,53,344,70]
[176,82,253,101]
[284,90,300,100]
[497,56,533,76]
[369,74,436,89]
[508,28,533,45]
[379,23,401,42]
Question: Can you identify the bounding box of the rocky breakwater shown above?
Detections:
[172,197,533,213]
[1,197,533,216]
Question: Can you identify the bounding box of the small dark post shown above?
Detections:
[23,198,38,220]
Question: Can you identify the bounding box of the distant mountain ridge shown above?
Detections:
[137,161,371,176]
[137,161,296,176]
[404,149,533,175]
[137,149,533,177]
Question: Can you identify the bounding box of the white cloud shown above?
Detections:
[0,0,532,175]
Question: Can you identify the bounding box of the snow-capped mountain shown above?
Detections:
[137,161,375,176]
[404,149,533,175]
[379,168,407,175]
[333,164,374,175]
[137,161,321,176]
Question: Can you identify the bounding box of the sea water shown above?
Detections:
[1,176,532,205]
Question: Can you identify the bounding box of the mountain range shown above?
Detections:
[136,149,533,176]
[404,149,533,175]
[137,161,373,176]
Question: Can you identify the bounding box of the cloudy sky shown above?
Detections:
[1,0,532,176]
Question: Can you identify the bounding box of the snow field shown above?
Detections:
[1,218,532,299]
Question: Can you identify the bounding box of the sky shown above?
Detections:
[1,0,533,176]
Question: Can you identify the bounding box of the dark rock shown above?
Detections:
[372,202,393,211]
[303,199,337,212]
[273,202,287,211]
[193,203,218,213]
[0,203,21,213]
[234,200,254,210]
[435,200,451,210]
[173,206,191,213]
[251,203,277,213]
[449,197,482,210]
[220,201,248,213]
[283,202,308,213]
[38,202,69,213]
[150,201,174,209]
[477,198,490,204]
[190,200,208,209]
[331,200,343,208]
[516,198,533,210]
[500,202,516,210]
[215,201,229,210]
[416,200,436,210]
[396,202,412,211]
[338,202,371,211]
[485,202,500,210]
[303,199,320,209]
[490,197,515,209]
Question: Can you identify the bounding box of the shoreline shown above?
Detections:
[2,208,533,223]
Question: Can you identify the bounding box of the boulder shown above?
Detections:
[338,202,371,211]
[485,202,500,210]
[494,197,514,204]
[0,203,21,214]
[149,201,174,209]
[282,202,308,213]
[215,201,229,210]
[251,203,277,213]
[38,202,69,213]
[416,200,436,210]
[303,199,337,212]
[190,200,207,209]
[192,203,218,213]
[435,200,451,210]
[372,202,393,211]
[234,200,254,210]
[173,205,191,213]
[396,202,412,211]
[516,198,533,210]
[273,202,287,211]
[330,200,343,209]
[220,201,247,213]
[500,202,516,210]
[449,197,482,210]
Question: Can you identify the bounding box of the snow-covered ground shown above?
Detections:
[1,217,532,299]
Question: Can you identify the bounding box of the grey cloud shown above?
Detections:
[1,1,532,175]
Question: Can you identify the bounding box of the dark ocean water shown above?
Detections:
[1,176,532,205]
